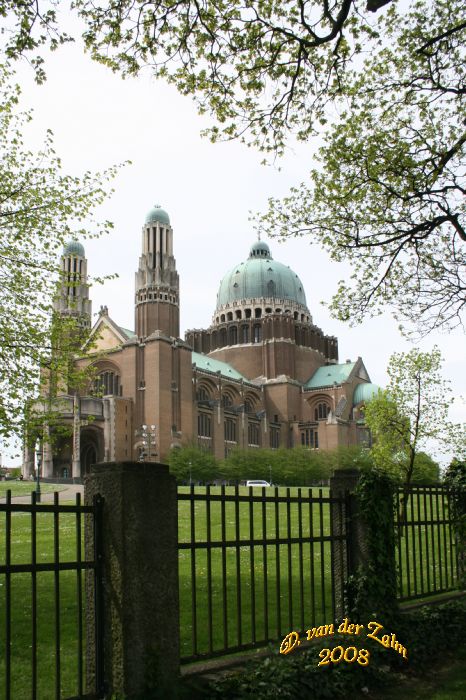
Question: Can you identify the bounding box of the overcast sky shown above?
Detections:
[2,18,465,466]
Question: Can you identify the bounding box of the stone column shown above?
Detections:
[85,462,179,699]
[40,424,54,478]
[22,442,35,479]
[329,469,362,619]
[42,436,54,478]
[72,395,81,479]
[330,468,397,620]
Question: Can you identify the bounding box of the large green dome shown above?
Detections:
[216,241,308,309]
[145,204,170,225]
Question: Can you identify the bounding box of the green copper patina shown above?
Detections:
[216,241,307,308]
[145,204,170,225]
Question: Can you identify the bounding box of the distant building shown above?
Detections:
[23,206,379,478]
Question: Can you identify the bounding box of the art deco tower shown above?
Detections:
[135,205,180,339]
[53,239,92,327]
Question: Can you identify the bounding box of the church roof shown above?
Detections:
[119,326,137,339]
[215,241,308,310]
[305,362,356,389]
[192,352,246,380]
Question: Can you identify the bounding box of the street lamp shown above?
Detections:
[136,424,157,462]
[35,442,42,503]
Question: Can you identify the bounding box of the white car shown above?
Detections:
[245,480,271,487]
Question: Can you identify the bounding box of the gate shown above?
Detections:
[0,490,105,700]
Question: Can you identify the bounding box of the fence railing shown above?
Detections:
[1,472,462,697]
[395,484,459,602]
[0,491,104,700]
[177,485,348,662]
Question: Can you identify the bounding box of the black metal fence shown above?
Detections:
[177,485,347,662]
[395,484,459,602]
[0,491,104,700]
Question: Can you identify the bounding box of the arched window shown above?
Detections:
[254,307,262,318]
[229,326,238,345]
[227,312,233,321]
[220,314,226,323]
[197,386,209,402]
[253,324,262,343]
[224,418,237,442]
[242,325,249,343]
[314,403,330,421]
[220,328,227,346]
[222,393,233,408]
[94,370,121,396]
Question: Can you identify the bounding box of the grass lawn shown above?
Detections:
[0,482,67,498]
[0,485,459,699]
[0,504,85,699]
[395,487,458,601]
[178,486,336,660]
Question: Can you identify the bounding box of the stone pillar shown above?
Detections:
[72,395,81,478]
[330,469,397,620]
[22,442,35,479]
[330,469,364,619]
[42,437,54,478]
[41,424,54,478]
[85,462,179,699]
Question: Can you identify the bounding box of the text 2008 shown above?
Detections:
[318,646,370,667]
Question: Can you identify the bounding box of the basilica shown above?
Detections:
[23,205,378,478]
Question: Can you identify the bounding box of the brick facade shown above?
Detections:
[24,208,377,478]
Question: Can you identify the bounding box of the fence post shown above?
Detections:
[329,468,361,619]
[85,461,179,699]
[330,468,397,620]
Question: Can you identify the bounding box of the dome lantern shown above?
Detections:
[249,241,272,259]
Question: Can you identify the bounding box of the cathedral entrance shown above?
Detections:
[80,427,104,475]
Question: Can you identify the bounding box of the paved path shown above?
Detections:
[0,484,84,504]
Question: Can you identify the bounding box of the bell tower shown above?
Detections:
[135,205,180,339]
[54,239,92,327]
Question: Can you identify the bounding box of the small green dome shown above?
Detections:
[249,240,271,258]
[145,204,170,226]
[63,239,85,257]
[353,383,381,405]
[216,241,308,309]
